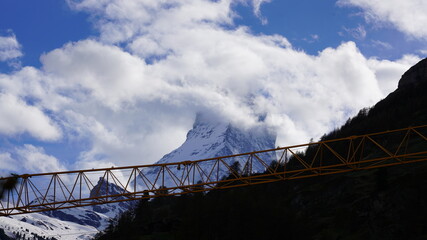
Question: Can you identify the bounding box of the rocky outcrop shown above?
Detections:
[398,58,427,88]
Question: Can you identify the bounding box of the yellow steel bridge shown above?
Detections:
[1,125,426,216]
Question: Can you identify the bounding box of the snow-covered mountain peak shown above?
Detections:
[89,177,135,217]
[1,112,277,239]
[136,113,277,189]
[90,177,128,198]
[158,113,276,164]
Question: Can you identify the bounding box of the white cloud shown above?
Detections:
[0,152,17,177]
[0,0,421,170]
[41,40,158,110]
[0,93,61,141]
[250,0,271,24]
[0,33,22,62]
[0,145,66,175]
[371,40,392,50]
[367,54,420,95]
[15,145,67,173]
[342,24,367,40]
[69,0,235,44]
[338,0,427,39]
[418,49,427,55]
[303,34,320,43]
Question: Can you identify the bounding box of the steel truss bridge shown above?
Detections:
[1,125,427,216]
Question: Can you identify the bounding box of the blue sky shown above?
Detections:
[237,0,426,59]
[1,0,425,72]
[0,0,93,71]
[0,0,426,174]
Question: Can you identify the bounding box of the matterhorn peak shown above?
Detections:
[158,112,276,164]
[136,112,276,188]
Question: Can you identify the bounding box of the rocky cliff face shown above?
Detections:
[89,177,135,217]
[398,58,427,88]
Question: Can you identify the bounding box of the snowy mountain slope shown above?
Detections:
[1,113,276,239]
[0,178,133,240]
[88,177,136,219]
[138,113,277,188]
[0,213,98,240]
[159,113,276,162]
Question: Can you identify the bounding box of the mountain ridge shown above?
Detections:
[398,57,427,88]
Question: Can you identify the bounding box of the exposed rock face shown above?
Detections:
[90,177,128,199]
[38,178,133,229]
[398,58,427,88]
[89,177,135,215]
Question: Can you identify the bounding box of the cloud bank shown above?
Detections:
[0,0,421,172]
[0,33,22,63]
[338,0,427,40]
[0,145,66,177]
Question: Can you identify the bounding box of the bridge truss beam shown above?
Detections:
[0,125,426,216]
